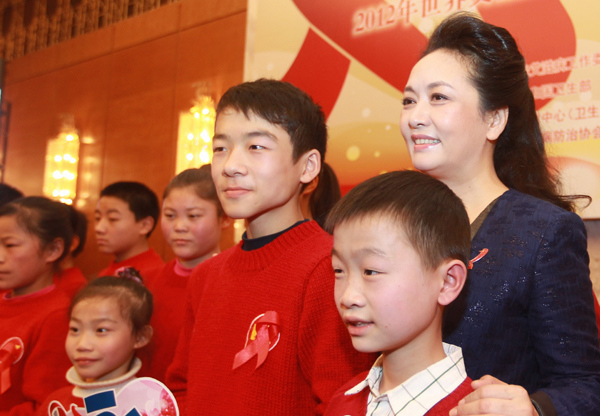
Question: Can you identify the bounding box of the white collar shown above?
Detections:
[66,357,142,398]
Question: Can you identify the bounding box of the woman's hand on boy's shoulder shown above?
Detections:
[449,375,539,416]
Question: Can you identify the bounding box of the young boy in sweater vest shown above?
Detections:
[324,170,473,416]
[166,79,375,415]
[94,181,164,281]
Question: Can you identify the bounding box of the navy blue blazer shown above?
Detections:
[444,189,600,415]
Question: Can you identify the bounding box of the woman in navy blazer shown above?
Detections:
[400,12,600,416]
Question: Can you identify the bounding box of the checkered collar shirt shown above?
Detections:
[344,343,467,416]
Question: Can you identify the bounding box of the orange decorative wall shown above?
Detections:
[2,0,247,276]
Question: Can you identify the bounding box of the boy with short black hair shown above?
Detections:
[0,183,23,207]
[324,170,473,416]
[166,79,375,415]
[95,181,164,280]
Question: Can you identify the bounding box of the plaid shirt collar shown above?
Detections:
[345,343,467,416]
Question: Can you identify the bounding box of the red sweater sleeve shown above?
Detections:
[1,309,71,416]
[298,257,377,415]
[165,289,194,415]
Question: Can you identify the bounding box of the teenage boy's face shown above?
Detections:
[94,196,147,260]
[331,215,444,358]
[211,108,314,237]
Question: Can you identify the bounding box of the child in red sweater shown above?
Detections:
[94,182,164,281]
[0,196,73,415]
[141,165,230,381]
[37,272,156,416]
[166,79,375,415]
[323,171,473,416]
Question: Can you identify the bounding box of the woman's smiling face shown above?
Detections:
[400,49,499,182]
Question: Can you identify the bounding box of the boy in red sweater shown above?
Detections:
[94,181,164,281]
[166,79,375,415]
[323,171,473,416]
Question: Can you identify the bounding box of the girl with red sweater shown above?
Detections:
[0,196,73,415]
[38,271,154,415]
[140,166,230,382]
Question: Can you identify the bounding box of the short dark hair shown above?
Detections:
[64,204,88,258]
[100,181,159,237]
[0,183,23,207]
[0,196,73,264]
[423,12,578,211]
[163,165,224,217]
[71,272,153,336]
[325,170,470,270]
[216,78,327,163]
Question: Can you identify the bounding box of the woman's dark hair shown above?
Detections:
[423,12,584,211]
[0,196,73,264]
[309,163,341,229]
[70,269,153,336]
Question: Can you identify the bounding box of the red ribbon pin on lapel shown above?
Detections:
[468,248,489,270]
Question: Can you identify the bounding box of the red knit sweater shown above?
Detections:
[97,249,164,284]
[0,286,72,415]
[324,373,474,415]
[166,221,376,415]
[139,259,191,382]
[36,386,84,416]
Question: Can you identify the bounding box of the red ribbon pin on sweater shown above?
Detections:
[232,311,280,371]
[0,337,25,395]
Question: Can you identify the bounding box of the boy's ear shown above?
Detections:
[137,216,155,236]
[44,238,65,264]
[134,325,153,349]
[437,259,467,306]
[299,149,321,185]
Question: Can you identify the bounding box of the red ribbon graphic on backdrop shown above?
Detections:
[284,0,575,117]
[232,311,281,371]
[0,337,25,395]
